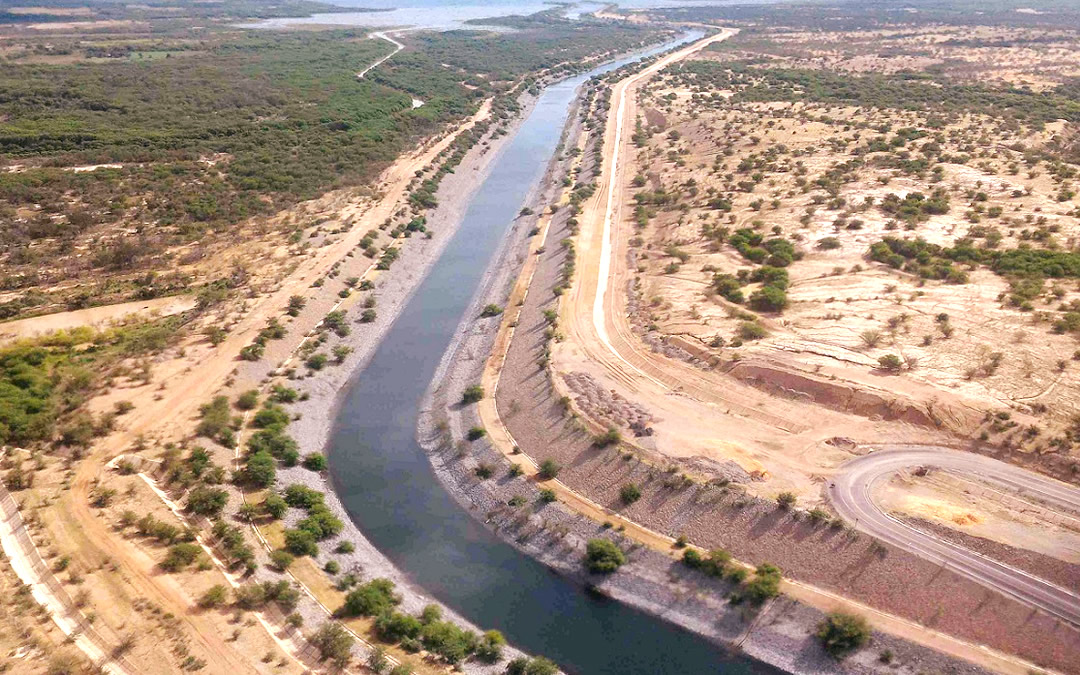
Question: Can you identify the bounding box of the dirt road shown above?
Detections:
[831,446,1080,627]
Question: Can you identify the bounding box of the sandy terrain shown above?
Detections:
[505,27,1080,674]
[0,296,195,344]
[414,46,1051,673]
[6,98,500,674]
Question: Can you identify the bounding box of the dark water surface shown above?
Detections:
[327,35,782,674]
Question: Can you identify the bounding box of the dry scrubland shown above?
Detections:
[613,23,1080,534]
[0,3,668,672]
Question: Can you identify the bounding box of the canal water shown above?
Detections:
[327,34,780,674]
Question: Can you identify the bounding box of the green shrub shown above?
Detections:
[816,612,871,658]
[619,483,641,505]
[303,453,327,471]
[480,304,503,317]
[584,538,625,574]
[745,563,782,604]
[283,528,319,557]
[339,578,400,617]
[375,611,422,642]
[263,494,287,520]
[538,459,561,480]
[466,426,486,441]
[161,542,202,572]
[198,584,229,608]
[186,486,228,517]
[461,384,484,404]
[505,657,559,675]
[270,549,295,571]
[236,390,259,410]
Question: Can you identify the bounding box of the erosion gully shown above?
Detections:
[327,32,779,674]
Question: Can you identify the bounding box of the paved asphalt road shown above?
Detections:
[829,445,1080,628]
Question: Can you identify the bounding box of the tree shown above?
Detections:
[310,621,354,668]
[816,612,871,658]
[584,538,625,574]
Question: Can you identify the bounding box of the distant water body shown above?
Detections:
[246,0,781,31]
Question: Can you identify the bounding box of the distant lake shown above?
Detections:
[245,0,781,31]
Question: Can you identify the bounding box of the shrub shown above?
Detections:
[745,563,782,604]
[283,484,324,509]
[748,285,788,312]
[619,483,641,505]
[335,541,355,554]
[324,560,340,575]
[375,611,422,642]
[505,657,559,675]
[538,459,561,480]
[298,505,344,540]
[310,622,354,668]
[816,612,871,658]
[305,353,328,371]
[738,321,767,341]
[198,584,229,608]
[339,578,400,617]
[161,542,202,572]
[461,385,484,404]
[361,309,377,323]
[420,619,477,664]
[480,304,503,317]
[269,549,295,571]
[186,486,228,517]
[592,427,621,447]
[270,385,299,403]
[466,426,486,441]
[538,488,556,503]
[283,528,319,557]
[776,491,797,510]
[236,390,259,410]
[877,354,903,372]
[584,538,625,574]
[476,629,505,663]
[303,453,327,471]
[474,463,494,479]
[252,404,290,429]
[263,493,287,519]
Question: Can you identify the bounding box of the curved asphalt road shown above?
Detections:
[829,445,1080,628]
